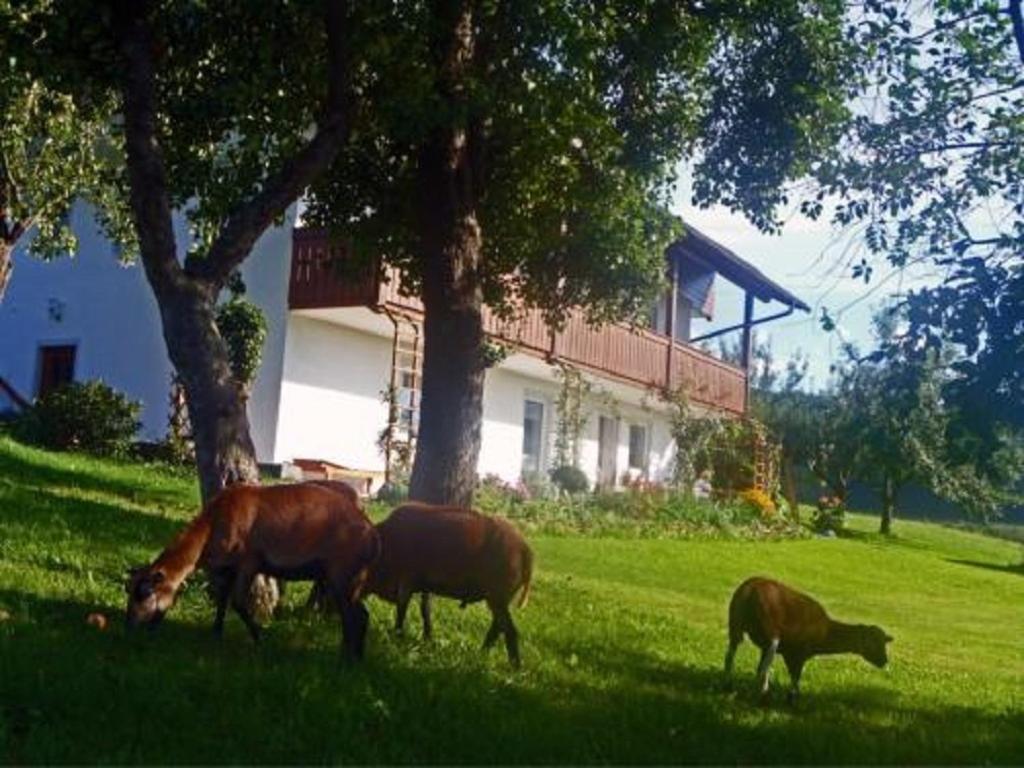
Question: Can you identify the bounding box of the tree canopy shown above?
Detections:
[812,0,1024,430]
[306,0,860,325]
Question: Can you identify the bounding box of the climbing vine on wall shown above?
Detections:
[553,364,592,470]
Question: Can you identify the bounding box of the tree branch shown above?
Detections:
[1009,0,1024,65]
[189,0,352,287]
[914,140,1017,155]
[115,0,183,294]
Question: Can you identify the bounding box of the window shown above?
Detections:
[628,424,648,471]
[521,399,544,473]
[37,344,77,398]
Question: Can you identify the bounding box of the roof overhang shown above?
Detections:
[668,224,810,312]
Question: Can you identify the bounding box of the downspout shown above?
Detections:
[381,306,401,485]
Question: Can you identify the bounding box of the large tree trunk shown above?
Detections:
[408,1,485,508]
[879,474,896,535]
[157,281,259,500]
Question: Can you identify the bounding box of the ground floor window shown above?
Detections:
[522,399,545,474]
[37,344,77,398]
[628,423,649,471]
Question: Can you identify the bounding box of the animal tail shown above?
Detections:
[348,526,382,602]
[517,544,534,609]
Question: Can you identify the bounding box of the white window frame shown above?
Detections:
[521,392,550,476]
[627,421,651,473]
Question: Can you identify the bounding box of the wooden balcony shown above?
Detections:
[289,230,747,414]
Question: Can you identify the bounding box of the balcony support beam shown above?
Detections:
[664,254,679,392]
[741,291,755,411]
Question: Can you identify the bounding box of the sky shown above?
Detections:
[670,173,932,391]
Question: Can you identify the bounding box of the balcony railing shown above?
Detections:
[289,230,747,414]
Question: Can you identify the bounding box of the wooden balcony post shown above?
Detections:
[664,252,679,392]
[741,291,754,412]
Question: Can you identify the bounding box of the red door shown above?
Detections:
[37,345,76,398]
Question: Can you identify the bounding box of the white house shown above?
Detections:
[0,204,807,492]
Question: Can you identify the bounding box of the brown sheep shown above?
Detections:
[367,503,533,668]
[725,576,893,699]
[125,483,380,659]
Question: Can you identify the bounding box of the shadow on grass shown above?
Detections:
[0,485,182,559]
[945,558,1024,577]
[0,439,196,512]
[1,588,1022,765]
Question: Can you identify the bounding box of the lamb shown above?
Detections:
[125,483,380,658]
[366,503,533,668]
[725,576,893,699]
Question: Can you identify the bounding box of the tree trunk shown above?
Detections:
[781,453,799,519]
[408,1,484,508]
[879,474,896,535]
[157,281,260,501]
[0,241,12,304]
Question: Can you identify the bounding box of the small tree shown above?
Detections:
[552,364,591,472]
[665,385,722,495]
[841,352,948,534]
[8,1,354,502]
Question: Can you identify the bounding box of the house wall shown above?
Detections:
[273,314,393,470]
[0,203,296,454]
[0,204,175,439]
[272,312,682,489]
[1,208,697,488]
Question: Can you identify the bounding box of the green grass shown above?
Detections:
[0,436,1022,764]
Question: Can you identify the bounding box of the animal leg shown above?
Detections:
[756,638,779,697]
[230,563,263,644]
[394,584,412,636]
[481,614,502,652]
[783,654,805,703]
[499,607,521,669]
[210,569,233,638]
[340,600,370,660]
[419,593,433,640]
[325,566,370,660]
[724,637,741,678]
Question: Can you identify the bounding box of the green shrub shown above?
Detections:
[483,486,803,540]
[15,380,141,457]
[216,298,268,391]
[375,481,409,505]
[550,465,589,494]
[521,470,555,500]
[812,495,846,535]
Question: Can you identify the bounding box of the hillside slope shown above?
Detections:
[0,437,1021,764]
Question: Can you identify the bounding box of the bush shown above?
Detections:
[812,495,846,535]
[550,465,589,495]
[481,485,805,541]
[216,298,268,392]
[375,481,409,505]
[15,380,141,457]
[521,471,555,500]
[737,488,777,520]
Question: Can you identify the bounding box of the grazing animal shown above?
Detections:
[725,576,893,699]
[367,503,533,668]
[125,483,380,658]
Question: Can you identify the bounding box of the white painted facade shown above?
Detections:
[0,206,704,490]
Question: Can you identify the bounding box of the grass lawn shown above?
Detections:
[0,436,1021,764]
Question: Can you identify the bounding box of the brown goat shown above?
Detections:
[725,576,893,699]
[125,483,379,658]
[366,503,533,668]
